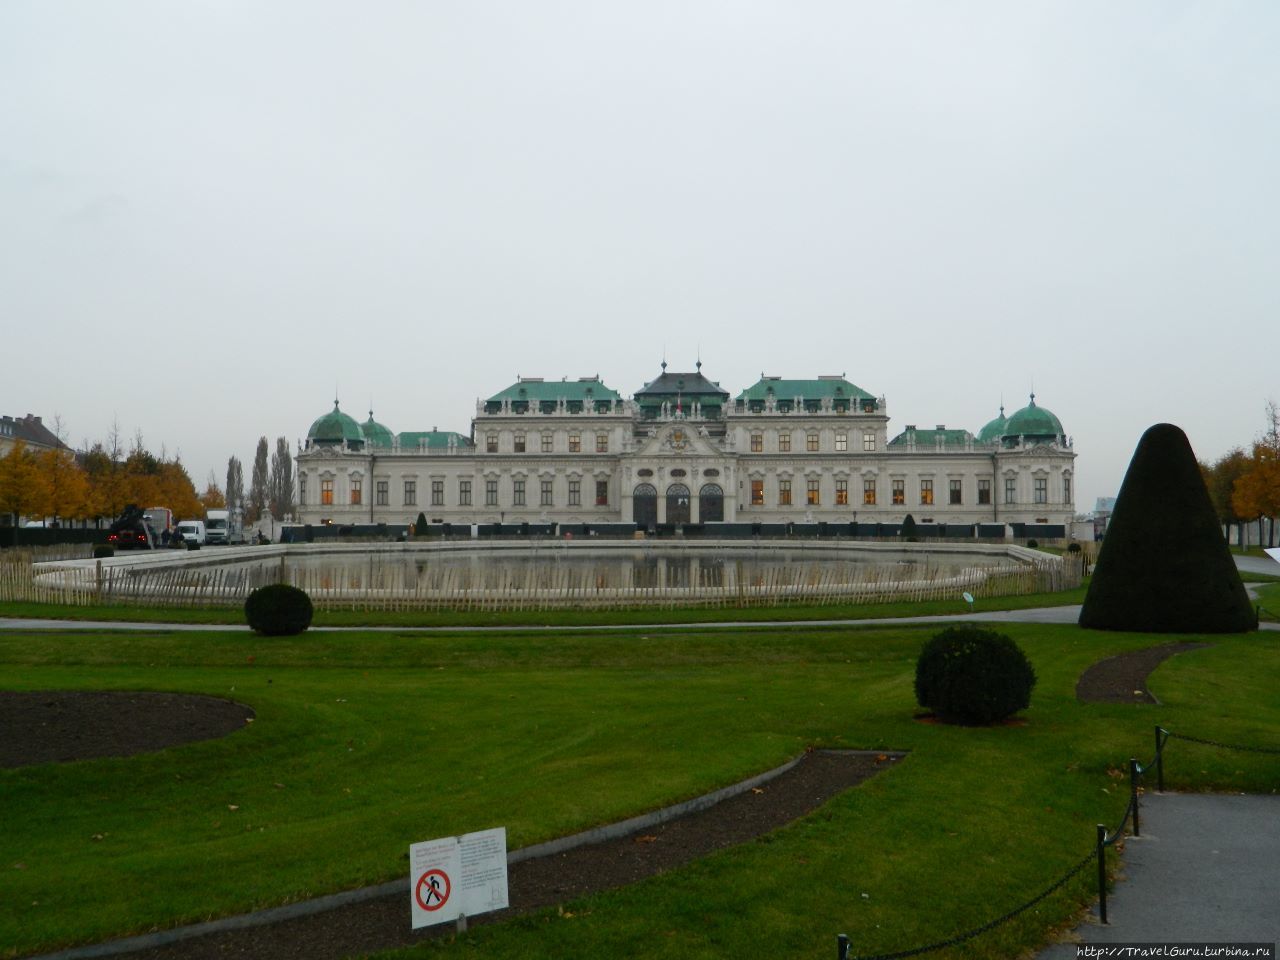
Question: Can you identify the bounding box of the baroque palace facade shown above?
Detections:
[295,364,1076,530]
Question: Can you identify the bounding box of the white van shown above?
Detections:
[176,520,207,546]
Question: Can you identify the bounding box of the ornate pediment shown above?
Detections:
[632,424,723,459]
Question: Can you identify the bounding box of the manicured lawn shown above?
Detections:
[1,623,1277,960]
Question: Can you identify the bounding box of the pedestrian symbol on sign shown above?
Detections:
[415,869,451,912]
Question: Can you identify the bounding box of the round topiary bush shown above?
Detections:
[914,625,1036,725]
[244,583,314,636]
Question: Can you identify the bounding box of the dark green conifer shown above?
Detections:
[1079,423,1254,633]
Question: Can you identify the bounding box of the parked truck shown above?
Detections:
[205,508,230,545]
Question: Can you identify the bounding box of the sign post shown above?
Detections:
[410,827,509,931]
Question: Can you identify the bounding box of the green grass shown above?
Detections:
[2,623,1278,960]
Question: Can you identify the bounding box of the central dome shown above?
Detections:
[307,401,365,449]
[1002,394,1065,444]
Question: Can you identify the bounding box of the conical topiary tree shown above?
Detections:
[1079,423,1255,633]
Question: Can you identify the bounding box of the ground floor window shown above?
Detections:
[835,479,848,505]
[1034,477,1048,504]
[376,480,388,506]
[978,479,991,505]
[321,479,333,505]
[404,480,416,506]
[863,479,876,505]
[431,480,444,506]
[568,480,581,506]
[778,480,792,506]
[514,479,526,506]
[541,479,554,506]
[596,480,608,506]
[350,479,362,506]
[949,479,962,505]
[1005,478,1016,504]
[458,480,471,506]
[807,479,820,506]
[485,479,498,506]
[919,479,932,506]
[750,480,764,506]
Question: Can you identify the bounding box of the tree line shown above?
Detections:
[1201,401,1280,548]
[0,423,297,530]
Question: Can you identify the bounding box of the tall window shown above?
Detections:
[978,479,991,505]
[806,433,819,452]
[596,433,608,453]
[892,479,904,505]
[376,480,389,506]
[1063,476,1071,503]
[321,479,333,505]
[350,479,362,506]
[541,433,553,453]
[863,433,876,452]
[919,479,933,506]
[485,479,498,506]
[540,479,554,506]
[778,433,791,453]
[485,433,498,453]
[836,432,848,452]
[750,480,764,505]
[568,479,581,506]
[1005,478,1016,504]
[431,480,444,506]
[835,479,848,505]
[949,479,962,505]
[514,434,526,453]
[778,480,792,506]
[513,479,526,506]
[299,474,307,504]
[1034,478,1048,504]
[404,480,417,506]
[458,480,471,506]
[807,479,820,505]
[595,480,608,505]
[863,479,876,505]
[568,433,581,453]
[750,433,763,453]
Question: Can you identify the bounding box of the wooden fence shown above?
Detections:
[1,548,1080,612]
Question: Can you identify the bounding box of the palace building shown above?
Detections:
[295,363,1076,533]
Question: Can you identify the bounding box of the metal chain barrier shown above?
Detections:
[839,849,1098,960]
[1165,730,1280,755]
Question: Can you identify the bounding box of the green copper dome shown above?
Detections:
[307,401,365,448]
[1002,394,1065,443]
[976,405,1008,443]
[361,409,394,448]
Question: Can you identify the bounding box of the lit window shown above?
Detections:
[863,433,875,452]
[751,480,764,505]
[596,433,608,453]
[863,479,876,505]
[569,433,581,453]
[778,433,791,453]
[920,479,933,506]
[1035,478,1048,504]
[836,432,847,452]
[513,479,526,505]
[750,433,763,453]
[892,479,904,505]
[978,479,991,505]
[540,479,554,506]
[321,479,333,506]
[404,480,417,506]
[485,480,498,506]
[807,479,820,505]
[779,480,792,506]
[836,480,848,505]
[350,479,362,506]
[568,480,581,506]
[541,433,553,453]
[514,434,526,453]
[376,480,388,506]
[806,434,819,452]
[595,480,608,505]
[486,433,498,453]
[431,480,444,505]
[949,479,962,505]
[458,480,471,506]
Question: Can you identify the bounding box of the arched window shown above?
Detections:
[666,483,691,525]
[699,483,724,523]
[633,483,658,529]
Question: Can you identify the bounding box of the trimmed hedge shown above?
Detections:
[244,583,314,636]
[914,625,1036,725]
[1079,423,1254,633]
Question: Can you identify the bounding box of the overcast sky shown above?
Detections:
[3,1,1277,512]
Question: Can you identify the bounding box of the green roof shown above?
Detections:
[736,376,874,403]
[1003,395,1065,441]
[487,377,622,404]
[888,426,975,449]
[362,410,395,448]
[396,431,473,451]
[307,401,365,447]
[976,407,1008,443]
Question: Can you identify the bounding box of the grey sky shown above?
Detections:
[3,1,1277,512]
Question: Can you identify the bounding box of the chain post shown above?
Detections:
[1155,726,1165,792]
[1129,758,1141,837]
[837,933,850,960]
[1096,824,1108,925]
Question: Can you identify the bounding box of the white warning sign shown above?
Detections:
[410,827,508,929]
